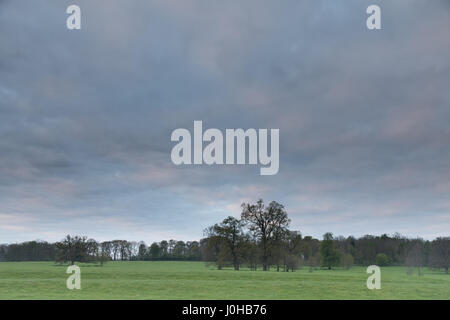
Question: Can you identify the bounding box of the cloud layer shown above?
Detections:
[1,0,449,242]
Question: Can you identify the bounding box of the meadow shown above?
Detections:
[0,261,448,299]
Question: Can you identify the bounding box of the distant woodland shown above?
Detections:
[1,200,449,274]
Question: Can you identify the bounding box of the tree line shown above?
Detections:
[0,200,448,274]
[202,200,449,274]
[0,236,203,264]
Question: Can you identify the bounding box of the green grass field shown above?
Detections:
[0,261,448,299]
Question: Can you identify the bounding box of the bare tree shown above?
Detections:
[55,235,88,265]
[405,239,425,276]
[283,231,302,272]
[205,216,245,270]
[138,241,147,260]
[101,241,112,260]
[111,240,121,261]
[430,237,450,274]
[241,199,290,271]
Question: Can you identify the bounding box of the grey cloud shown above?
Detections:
[0,0,449,243]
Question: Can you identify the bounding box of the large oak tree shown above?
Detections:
[241,199,290,271]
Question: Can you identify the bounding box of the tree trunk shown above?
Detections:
[233,256,239,270]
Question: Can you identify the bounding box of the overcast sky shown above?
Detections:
[1,0,449,243]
